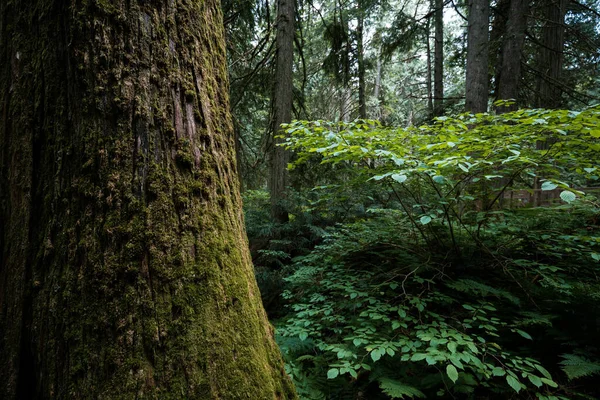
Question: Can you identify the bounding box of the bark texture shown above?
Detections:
[270,0,295,222]
[0,1,296,398]
[357,7,366,119]
[495,0,527,113]
[534,0,568,108]
[433,0,444,116]
[465,0,490,113]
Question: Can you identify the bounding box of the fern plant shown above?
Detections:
[560,354,600,381]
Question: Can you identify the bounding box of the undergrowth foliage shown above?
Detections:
[246,106,600,399]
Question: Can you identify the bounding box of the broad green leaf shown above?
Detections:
[327,368,339,379]
[506,375,521,392]
[515,329,533,340]
[420,215,432,225]
[559,191,576,203]
[371,349,382,362]
[447,342,458,354]
[411,353,428,362]
[446,364,459,383]
[534,364,552,379]
[540,378,558,388]
[541,181,558,191]
[391,174,408,183]
[528,374,543,387]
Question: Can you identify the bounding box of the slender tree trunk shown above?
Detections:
[0,1,296,398]
[374,56,383,119]
[357,7,367,119]
[495,0,528,113]
[270,0,295,222]
[465,0,490,113]
[426,20,434,119]
[341,85,352,122]
[433,0,444,116]
[534,0,568,108]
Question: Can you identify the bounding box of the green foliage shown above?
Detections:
[273,108,600,399]
[277,215,567,398]
[378,378,425,399]
[559,354,600,381]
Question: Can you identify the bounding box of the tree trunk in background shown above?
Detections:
[433,0,444,116]
[0,1,296,398]
[534,0,568,108]
[496,0,528,113]
[340,85,352,121]
[270,0,295,223]
[373,56,383,119]
[426,19,434,119]
[357,8,367,119]
[465,0,490,113]
[490,0,509,94]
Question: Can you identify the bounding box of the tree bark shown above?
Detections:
[433,0,444,116]
[534,0,568,108]
[270,0,295,223]
[495,0,528,113]
[0,1,296,398]
[465,0,490,113]
[373,56,382,119]
[357,7,367,119]
[426,18,434,119]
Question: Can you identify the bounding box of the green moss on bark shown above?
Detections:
[0,0,296,398]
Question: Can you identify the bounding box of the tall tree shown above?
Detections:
[356,0,367,119]
[534,0,568,108]
[357,4,367,119]
[270,0,296,222]
[495,0,528,113]
[465,0,490,112]
[433,0,444,116]
[0,1,296,398]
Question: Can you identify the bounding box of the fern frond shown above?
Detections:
[446,279,520,305]
[560,354,600,380]
[378,378,425,399]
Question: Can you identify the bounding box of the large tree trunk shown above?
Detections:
[495,0,528,113]
[534,0,568,108]
[465,0,490,113]
[269,0,295,223]
[433,0,444,116]
[0,1,296,398]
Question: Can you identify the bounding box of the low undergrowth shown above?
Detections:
[245,106,600,399]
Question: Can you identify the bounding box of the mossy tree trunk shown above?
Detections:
[0,0,296,398]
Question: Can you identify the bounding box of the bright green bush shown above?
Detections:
[274,107,600,399]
